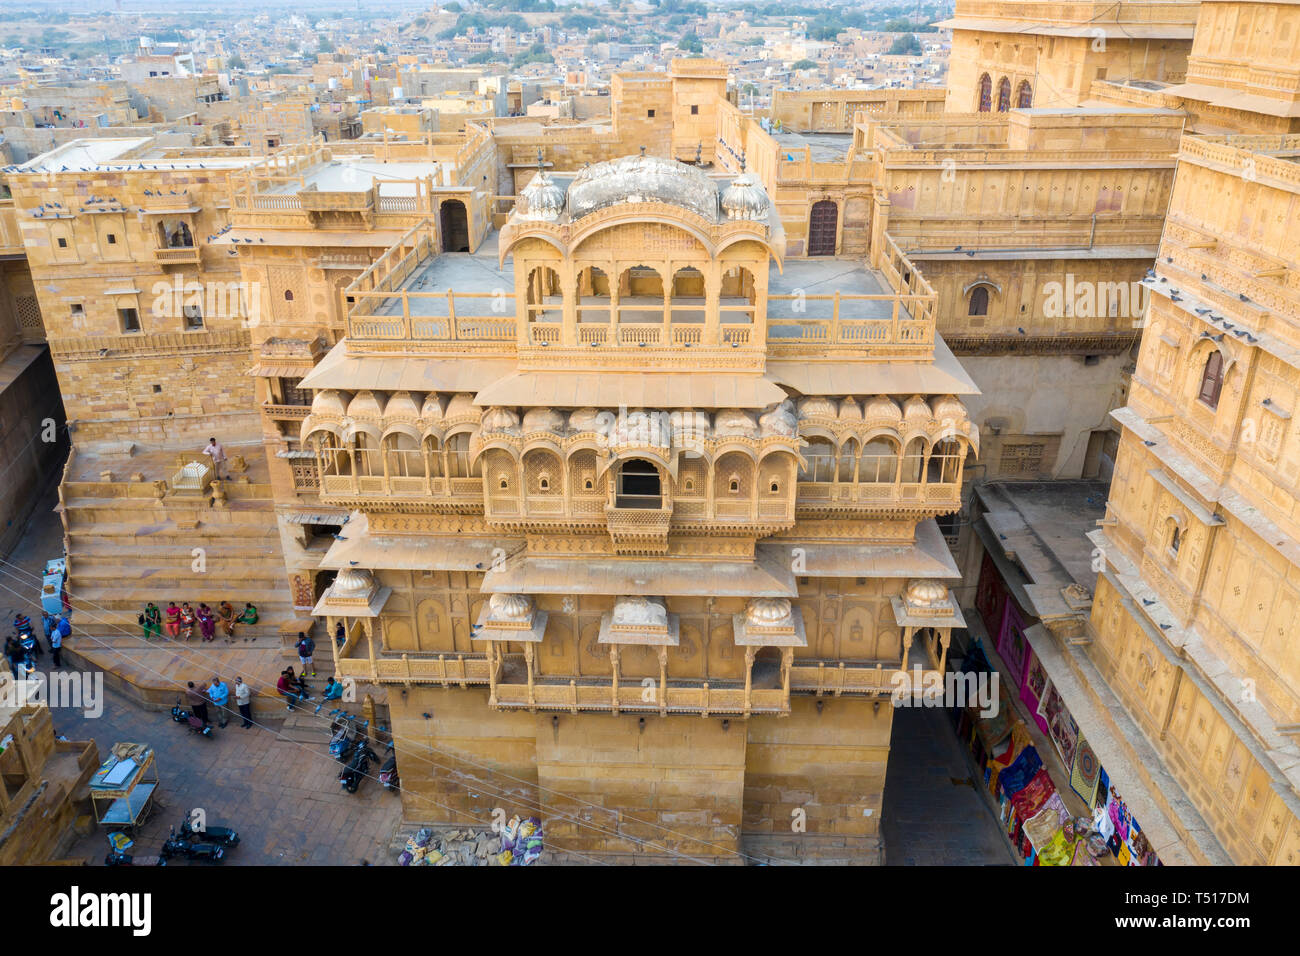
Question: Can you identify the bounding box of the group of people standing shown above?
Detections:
[141,601,258,642]
[5,611,72,676]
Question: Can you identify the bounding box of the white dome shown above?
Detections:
[331,567,375,599]
[420,393,446,422]
[489,592,534,621]
[720,172,769,222]
[746,597,793,628]
[518,171,565,222]
[612,595,668,628]
[906,579,949,607]
[567,407,606,433]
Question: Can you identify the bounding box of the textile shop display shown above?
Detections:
[1070,736,1101,806]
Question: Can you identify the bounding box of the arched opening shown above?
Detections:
[351,432,379,476]
[1166,518,1182,556]
[798,440,836,483]
[314,569,337,603]
[440,199,469,253]
[968,286,990,316]
[617,265,664,325]
[859,437,899,483]
[576,266,611,334]
[1016,80,1033,108]
[1197,350,1224,409]
[523,449,563,497]
[837,438,859,482]
[383,433,424,478]
[808,200,838,256]
[900,437,927,483]
[996,77,1012,112]
[423,436,444,477]
[978,73,992,112]
[446,432,481,478]
[926,438,965,484]
[616,458,661,508]
[311,431,351,477]
[158,219,193,248]
[525,266,562,343]
[719,265,757,331]
[670,266,706,328]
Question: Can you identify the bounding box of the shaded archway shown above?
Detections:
[808,200,838,256]
[616,458,662,508]
[440,199,469,252]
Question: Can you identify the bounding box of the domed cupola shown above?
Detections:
[720,172,769,221]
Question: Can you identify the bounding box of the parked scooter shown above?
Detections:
[179,811,240,848]
[104,832,165,867]
[171,699,213,738]
[328,710,369,763]
[339,738,378,794]
[379,741,399,792]
[160,826,225,863]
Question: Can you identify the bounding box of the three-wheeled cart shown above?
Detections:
[90,745,160,832]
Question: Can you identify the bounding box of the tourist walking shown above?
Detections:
[208,675,230,728]
[296,631,316,677]
[235,676,253,728]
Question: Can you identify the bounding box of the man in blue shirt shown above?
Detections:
[208,675,231,728]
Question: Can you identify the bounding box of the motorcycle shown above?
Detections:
[160,826,225,863]
[379,741,399,792]
[328,712,369,763]
[171,699,213,738]
[180,811,240,848]
[15,616,40,659]
[339,738,377,794]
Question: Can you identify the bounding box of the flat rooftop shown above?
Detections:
[383,233,898,326]
[18,138,255,173]
[772,131,854,162]
[263,158,450,196]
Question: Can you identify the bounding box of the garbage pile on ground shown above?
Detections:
[397,817,544,866]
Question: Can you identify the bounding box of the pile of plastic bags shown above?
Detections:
[496,815,543,867]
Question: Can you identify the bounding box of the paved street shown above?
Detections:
[50,673,403,866]
[882,705,1017,865]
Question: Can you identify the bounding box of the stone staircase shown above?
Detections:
[55,476,302,717]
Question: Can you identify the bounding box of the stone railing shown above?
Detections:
[796,479,962,512]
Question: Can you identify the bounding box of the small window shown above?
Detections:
[1084,354,1100,366]
[57,237,68,248]
[729,478,740,493]
[107,234,116,244]
[684,478,695,491]
[70,303,84,316]
[539,477,550,491]
[1198,351,1224,409]
[1168,525,1181,556]
[769,480,779,493]
[284,289,294,301]
[647,109,655,118]
[152,384,162,393]
[183,304,204,331]
[499,477,509,490]
[968,287,989,316]
[583,478,593,491]
[690,104,699,115]
[118,307,141,333]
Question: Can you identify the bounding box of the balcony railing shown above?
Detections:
[154,245,201,264]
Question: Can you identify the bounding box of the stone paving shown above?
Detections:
[50,674,403,866]
[882,705,1018,866]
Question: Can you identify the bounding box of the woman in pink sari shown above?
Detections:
[197,603,216,642]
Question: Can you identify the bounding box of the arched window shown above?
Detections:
[968,286,989,316]
[1198,351,1224,409]
[1166,517,1182,557]
[445,432,480,478]
[997,77,1012,112]
[283,289,294,301]
[900,438,927,483]
[616,458,661,508]
[926,439,965,484]
[1016,80,1033,108]
[383,433,423,478]
[837,438,859,482]
[798,440,836,483]
[977,74,992,112]
[859,438,899,483]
